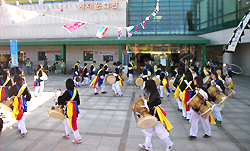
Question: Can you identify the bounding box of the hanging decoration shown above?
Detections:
[96,25,109,39]
[62,21,86,33]
[118,27,122,39]
[4,0,160,38]
[4,4,40,23]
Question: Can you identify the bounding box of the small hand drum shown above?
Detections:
[121,72,127,81]
[152,77,160,87]
[169,79,175,89]
[207,85,218,97]
[224,88,235,98]
[203,76,210,84]
[215,94,227,105]
[131,99,157,129]
[133,77,143,87]
[48,105,65,120]
[0,97,14,112]
[200,104,215,119]
[76,76,81,82]
[106,74,116,84]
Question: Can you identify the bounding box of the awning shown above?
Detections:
[0,36,210,46]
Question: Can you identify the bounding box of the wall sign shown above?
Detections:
[10,40,18,67]
[94,51,118,55]
[46,50,60,55]
[78,1,118,10]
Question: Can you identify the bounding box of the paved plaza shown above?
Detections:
[0,74,249,151]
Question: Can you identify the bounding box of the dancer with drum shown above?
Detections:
[81,63,89,86]
[104,60,109,83]
[201,66,212,88]
[90,64,107,95]
[180,72,195,121]
[173,70,185,112]
[139,80,173,151]
[8,75,31,137]
[89,61,96,84]
[139,63,149,91]
[112,62,123,97]
[155,64,162,90]
[216,68,226,82]
[34,64,47,97]
[189,76,213,139]
[159,66,170,98]
[224,64,233,89]
[73,61,81,87]
[127,60,134,85]
[210,72,225,125]
[58,78,81,144]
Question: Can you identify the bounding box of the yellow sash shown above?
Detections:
[12,84,27,119]
[174,74,185,99]
[205,101,216,124]
[66,89,77,129]
[3,78,10,86]
[162,78,168,93]
[218,76,222,81]
[181,81,192,109]
[156,107,173,131]
[82,67,86,72]
[204,70,209,75]
[89,69,103,87]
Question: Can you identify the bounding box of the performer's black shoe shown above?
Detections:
[161,97,163,99]
[187,119,190,121]
[203,134,210,138]
[94,93,99,95]
[101,91,107,94]
[182,116,186,120]
[189,136,196,139]
[177,109,182,112]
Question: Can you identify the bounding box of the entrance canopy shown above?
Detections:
[0,36,210,45]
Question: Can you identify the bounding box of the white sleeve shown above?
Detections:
[144,99,150,113]
[156,75,160,80]
[142,75,148,78]
[128,67,133,70]
[215,85,223,92]
[113,73,118,76]
[199,89,208,100]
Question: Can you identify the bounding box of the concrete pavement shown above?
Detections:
[0,74,249,151]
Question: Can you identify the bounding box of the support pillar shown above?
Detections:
[223,52,233,73]
[201,44,207,68]
[119,45,122,63]
[61,45,66,74]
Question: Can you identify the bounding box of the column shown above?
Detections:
[119,45,122,63]
[223,52,232,73]
[61,45,66,74]
[201,44,206,68]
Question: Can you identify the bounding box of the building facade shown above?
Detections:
[0,0,249,75]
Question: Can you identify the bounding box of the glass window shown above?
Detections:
[84,51,93,61]
[55,55,61,61]
[38,52,46,61]
[103,55,113,61]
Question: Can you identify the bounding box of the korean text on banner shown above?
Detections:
[10,40,18,67]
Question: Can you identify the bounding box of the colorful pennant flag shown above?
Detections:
[4,4,40,23]
[62,21,85,33]
[118,27,122,39]
[141,21,145,29]
[127,31,132,37]
[135,25,138,32]
[96,25,109,39]
[125,26,134,32]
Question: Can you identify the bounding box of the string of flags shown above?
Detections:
[2,0,160,39]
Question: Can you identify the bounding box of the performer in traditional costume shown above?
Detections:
[210,72,225,125]
[81,63,89,86]
[208,61,214,72]
[189,76,214,139]
[140,64,148,91]
[89,61,96,84]
[216,68,226,82]
[0,70,14,100]
[201,66,211,78]
[112,62,123,97]
[155,64,162,90]
[171,66,178,79]
[58,78,81,144]
[90,64,107,95]
[8,75,31,137]
[127,60,134,85]
[104,60,109,76]
[34,64,47,97]
[159,67,170,98]
[73,61,81,87]
[173,70,185,112]
[224,64,233,89]
[139,80,173,151]
[180,72,195,121]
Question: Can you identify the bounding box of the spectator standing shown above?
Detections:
[61,59,65,75]
[25,58,31,75]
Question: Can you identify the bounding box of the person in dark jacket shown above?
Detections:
[58,78,81,144]
[8,75,31,137]
[34,64,45,96]
[139,80,173,151]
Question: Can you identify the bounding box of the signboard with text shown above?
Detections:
[94,51,118,55]
[10,40,18,67]
[79,1,118,10]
